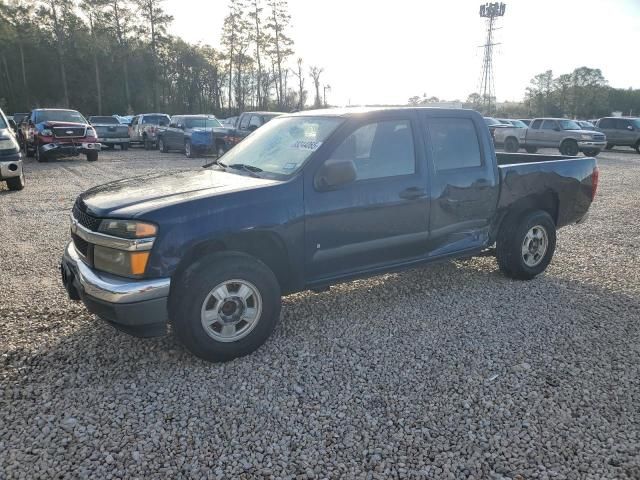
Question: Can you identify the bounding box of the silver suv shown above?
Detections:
[129,113,171,150]
[596,117,640,154]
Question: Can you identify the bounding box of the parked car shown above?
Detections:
[483,116,510,140]
[596,117,640,153]
[518,119,532,126]
[114,115,134,126]
[20,109,101,162]
[128,113,170,150]
[575,120,597,131]
[221,116,237,127]
[498,118,606,156]
[0,108,25,191]
[88,116,130,150]
[61,107,599,362]
[221,111,285,151]
[157,115,224,157]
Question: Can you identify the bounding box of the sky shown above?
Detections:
[165,0,640,106]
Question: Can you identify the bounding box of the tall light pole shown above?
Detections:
[478,2,506,115]
[323,84,331,108]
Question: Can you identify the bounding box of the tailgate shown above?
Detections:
[96,125,129,138]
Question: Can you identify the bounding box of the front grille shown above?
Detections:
[53,126,86,138]
[72,233,89,257]
[593,134,605,141]
[73,202,101,231]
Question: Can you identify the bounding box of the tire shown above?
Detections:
[504,137,519,153]
[171,252,281,362]
[583,149,600,157]
[158,137,168,153]
[6,173,25,191]
[184,139,193,158]
[559,139,579,156]
[86,151,98,162]
[121,143,129,151]
[35,142,46,162]
[143,136,151,150]
[525,146,538,154]
[496,210,556,280]
[605,143,613,150]
[217,143,225,158]
[635,141,640,154]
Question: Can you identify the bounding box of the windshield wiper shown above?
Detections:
[202,158,226,169]
[225,163,263,177]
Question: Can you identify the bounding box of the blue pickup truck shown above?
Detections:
[61,107,598,362]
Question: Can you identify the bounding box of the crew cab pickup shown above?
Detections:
[129,113,170,150]
[21,109,101,162]
[497,117,606,156]
[0,108,25,191]
[157,115,224,158]
[88,116,130,150]
[61,108,599,362]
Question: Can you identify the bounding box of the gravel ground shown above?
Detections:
[1,147,639,479]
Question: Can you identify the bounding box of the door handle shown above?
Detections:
[399,187,426,200]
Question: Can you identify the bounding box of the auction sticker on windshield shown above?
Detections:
[291,140,322,151]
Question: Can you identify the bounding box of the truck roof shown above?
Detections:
[288,107,474,118]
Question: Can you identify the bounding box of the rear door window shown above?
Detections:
[426,117,482,171]
[615,119,631,130]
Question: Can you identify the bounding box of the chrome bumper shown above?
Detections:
[0,154,23,179]
[61,242,169,304]
[578,141,606,149]
[98,138,130,143]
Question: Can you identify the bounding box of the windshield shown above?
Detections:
[218,116,343,177]
[510,120,528,128]
[89,116,119,124]
[484,117,500,126]
[498,119,512,125]
[0,114,7,129]
[37,110,86,124]
[184,117,222,128]
[559,119,581,130]
[142,115,170,124]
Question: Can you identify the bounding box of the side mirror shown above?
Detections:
[248,124,258,132]
[315,158,357,191]
[177,123,184,130]
[628,125,634,131]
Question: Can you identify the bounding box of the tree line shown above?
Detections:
[0,0,327,116]
[409,66,640,119]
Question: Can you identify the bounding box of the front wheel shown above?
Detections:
[559,140,579,156]
[86,151,98,162]
[171,253,281,362]
[6,173,25,191]
[184,139,194,158]
[496,210,556,280]
[605,143,614,150]
[504,137,519,153]
[158,137,168,153]
[35,143,46,162]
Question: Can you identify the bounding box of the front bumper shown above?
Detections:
[578,141,606,150]
[61,242,170,336]
[41,142,101,156]
[0,152,23,179]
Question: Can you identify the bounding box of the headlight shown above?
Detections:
[41,128,53,136]
[98,219,157,239]
[94,245,150,277]
[580,134,592,140]
[86,127,97,138]
[0,137,19,152]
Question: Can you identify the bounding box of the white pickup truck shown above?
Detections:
[495,118,606,156]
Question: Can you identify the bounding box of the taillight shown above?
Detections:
[591,166,599,200]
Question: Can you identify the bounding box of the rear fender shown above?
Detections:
[491,191,559,243]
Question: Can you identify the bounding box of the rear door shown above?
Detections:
[615,118,634,146]
[420,111,499,256]
[166,116,182,148]
[597,118,616,143]
[304,111,430,282]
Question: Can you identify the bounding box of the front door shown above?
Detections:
[304,112,430,283]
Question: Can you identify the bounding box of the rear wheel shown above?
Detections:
[184,139,194,158]
[504,137,519,153]
[158,137,168,153]
[6,173,25,191]
[86,151,98,162]
[497,210,556,280]
[143,136,152,150]
[559,139,579,156]
[525,146,538,154]
[635,141,640,154]
[171,253,281,362]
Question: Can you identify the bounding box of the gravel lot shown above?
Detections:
[1,146,639,479]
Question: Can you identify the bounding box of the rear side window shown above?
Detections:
[530,119,542,129]
[427,118,482,171]
[328,119,416,180]
[249,115,263,128]
[615,119,630,129]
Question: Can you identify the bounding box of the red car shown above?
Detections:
[21,109,101,162]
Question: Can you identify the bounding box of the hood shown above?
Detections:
[78,168,278,218]
[39,121,88,128]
